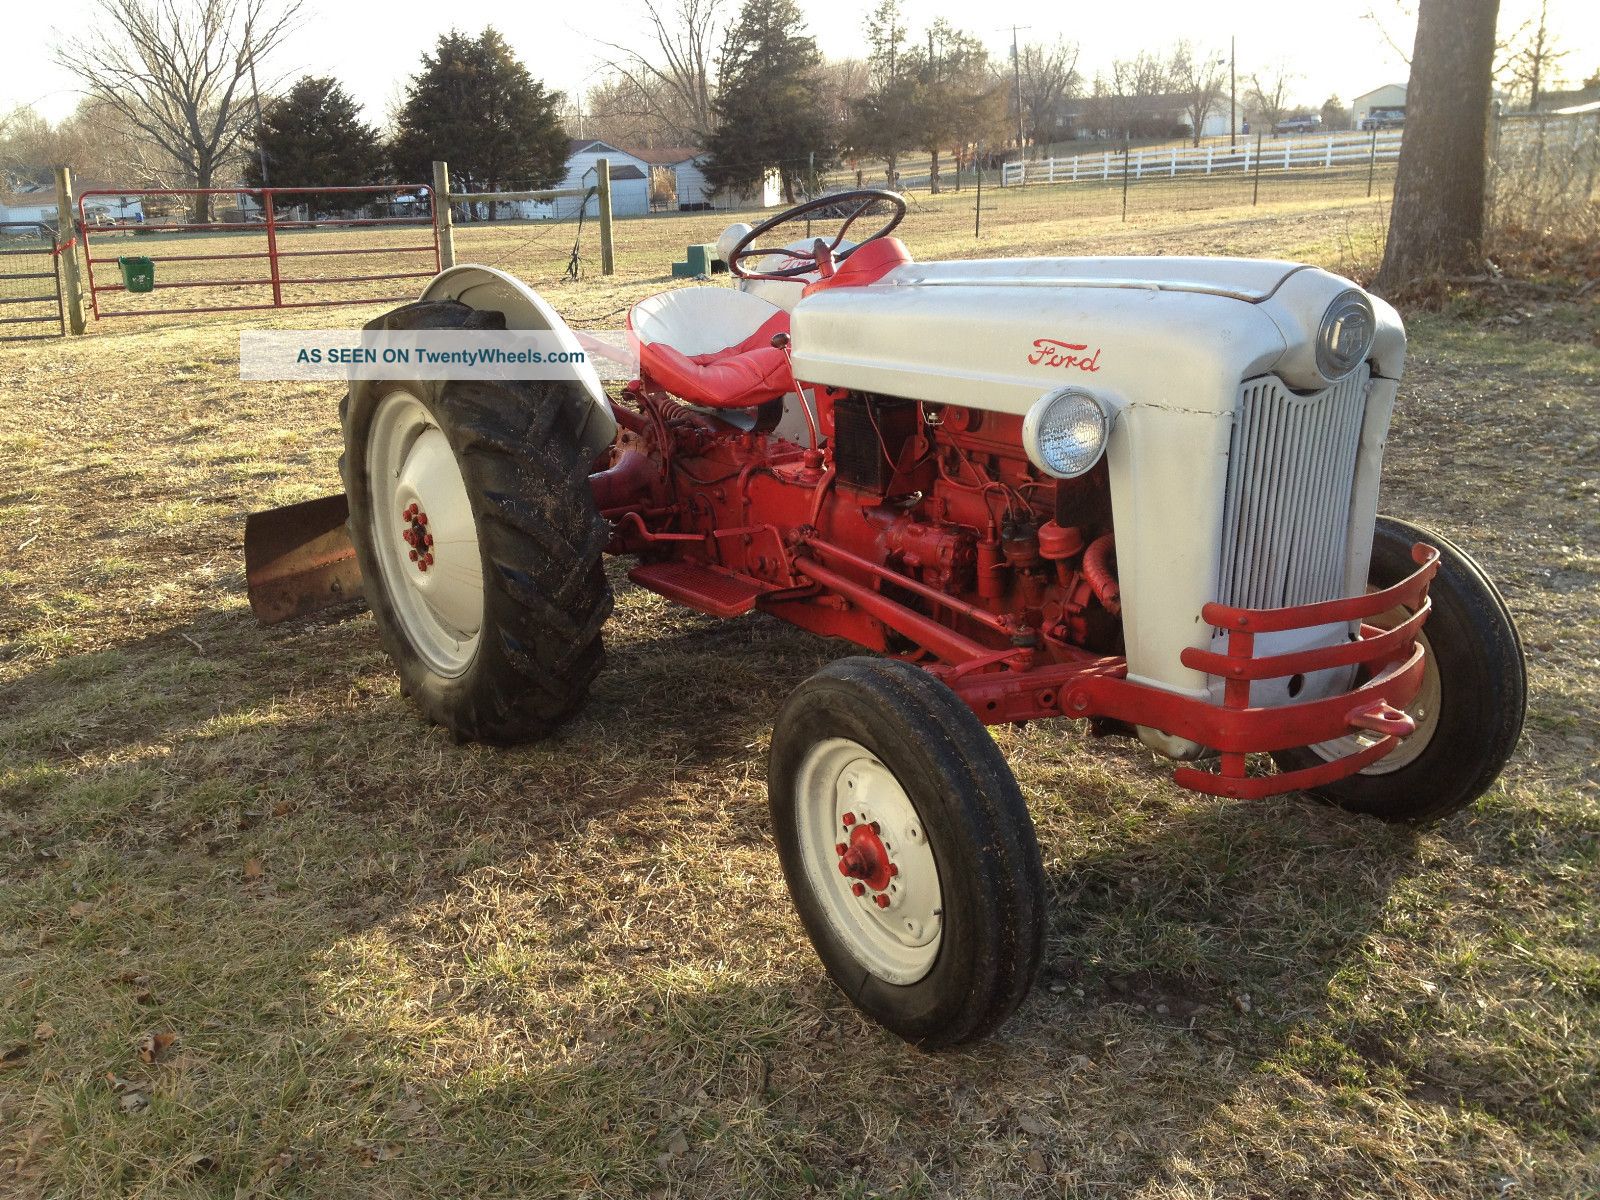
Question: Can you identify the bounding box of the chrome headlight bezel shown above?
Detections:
[1021,387,1110,480]
[1315,289,1377,382]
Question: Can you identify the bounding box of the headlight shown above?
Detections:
[1022,387,1109,479]
[1315,290,1376,381]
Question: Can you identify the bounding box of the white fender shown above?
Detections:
[420,264,618,458]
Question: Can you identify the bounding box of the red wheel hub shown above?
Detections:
[400,503,434,573]
[835,814,896,893]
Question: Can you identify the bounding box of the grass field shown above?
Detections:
[1,192,1597,1198]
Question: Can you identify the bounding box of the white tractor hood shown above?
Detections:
[787,256,1399,417]
[878,255,1308,302]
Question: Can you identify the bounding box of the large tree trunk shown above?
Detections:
[191,159,215,224]
[1376,0,1501,291]
[929,147,941,194]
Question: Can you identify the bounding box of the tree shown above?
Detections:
[390,29,568,220]
[1170,41,1226,146]
[1015,39,1080,151]
[1501,0,1568,110]
[54,0,302,221]
[1248,67,1298,132]
[848,0,917,184]
[702,0,833,202]
[575,74,690,149]
[908,21,1003,192]
[1107,51,1172,140]
[1320,95,1352,131]
[244,76,383,195]
[1376,0,1501,290]
[596,0,722,145]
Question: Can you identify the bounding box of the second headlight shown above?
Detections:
[1022,387,1109,479]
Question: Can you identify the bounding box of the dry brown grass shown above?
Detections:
[0,196,1596,1199]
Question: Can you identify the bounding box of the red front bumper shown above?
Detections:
[946,544,1440,799]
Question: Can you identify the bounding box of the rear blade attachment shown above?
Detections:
[244,493,365,625]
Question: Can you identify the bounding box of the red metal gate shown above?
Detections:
[0,221,66,341]
[77,184,439,320]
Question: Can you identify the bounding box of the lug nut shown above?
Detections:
[842,813,856,827]
[851,882,865,896]
[424,534,434,547]
[417,512,428,526]
[874,894,890,909]
[417,560,429,573]
[404,503,416,518]
[838,860,851,877]
[408,549,418,561]
[888,864,899,877]
[835,842,848,856]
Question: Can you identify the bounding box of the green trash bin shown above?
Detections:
[117,256,155,294]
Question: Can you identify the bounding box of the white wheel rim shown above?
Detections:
[366,391,484,677]
[1310,612,1442,774]
[794,737,943,986]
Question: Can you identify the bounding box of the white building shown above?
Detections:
[1353,84,1408,126]
[632,147,783,211]
[0,182,146,230]
[544,140,651,219]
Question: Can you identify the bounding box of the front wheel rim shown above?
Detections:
[1311,617,1442,774]
[366,391,484,677]
[794,737,943,986]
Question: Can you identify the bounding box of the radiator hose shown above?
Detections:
[1083,533,1121,616]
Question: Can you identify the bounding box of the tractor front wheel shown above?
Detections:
[769,658,1047,1046]
[1273,515,1526,823]
[341,300,613,743]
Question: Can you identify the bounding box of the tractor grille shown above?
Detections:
[1217,367,1370,611]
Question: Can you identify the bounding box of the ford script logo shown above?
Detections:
[1028,338,1102,371]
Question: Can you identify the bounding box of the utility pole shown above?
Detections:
[1007,25,1029,154]
[1230,35,1238,153]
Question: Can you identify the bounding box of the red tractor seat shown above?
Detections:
[629,288,793,410]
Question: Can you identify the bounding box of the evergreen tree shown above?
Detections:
[702,0,833,202]
[389,28,567,219]
[244,76,383,200]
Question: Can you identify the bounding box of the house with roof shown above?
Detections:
[539,139,650,219]
[1353,84,1407,127]
[0,180,146,231]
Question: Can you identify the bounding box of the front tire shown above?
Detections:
[342,300,613,743]
[1273,516,1526,823]
[769,658,1047,1046]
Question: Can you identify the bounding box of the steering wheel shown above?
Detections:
[729,189,907,282]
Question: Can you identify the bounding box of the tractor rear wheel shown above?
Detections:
[768,658,1047,1046]
[341,300,612,743]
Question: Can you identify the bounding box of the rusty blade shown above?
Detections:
[244,493,365,625]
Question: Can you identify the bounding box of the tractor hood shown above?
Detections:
[877,255,1306,302]
[788,256,1404,416]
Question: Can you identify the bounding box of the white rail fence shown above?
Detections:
[1001,132,1405,187]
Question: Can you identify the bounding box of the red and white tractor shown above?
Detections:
[246,191,1525,1046]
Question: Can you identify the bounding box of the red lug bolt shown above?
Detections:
[835,842,848,856]
[841,813,856,827]
[417,512,428,526]
[874,894,890,909]
[888,864,899,877]
[409,549,419,562]
[870,821,881,833]
[838,860,852,876]
[851,882,865,896]
[404,503,416,518]
[424,534,434,547]
[417,560,429,572]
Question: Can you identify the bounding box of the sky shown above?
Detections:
[7,0,1599,127]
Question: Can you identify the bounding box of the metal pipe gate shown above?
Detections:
[0,222,66,341]
[77,185,440,320]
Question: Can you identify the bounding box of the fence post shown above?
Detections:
[974,145,983,237]
[1252,131,1264,206]
[1122,143,1131,222]
[596,158,615,276]
[261,189,283,308]
[1367,129,1379,197]
[53,166,86,334]
[432,161,456,270]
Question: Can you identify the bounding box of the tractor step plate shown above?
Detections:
[628,561,769,618]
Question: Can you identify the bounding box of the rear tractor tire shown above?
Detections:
[768,658,1048,1047]
[1273,515,1526,824]
[341,300,613,743]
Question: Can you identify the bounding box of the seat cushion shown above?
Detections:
[630,287,793,409]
